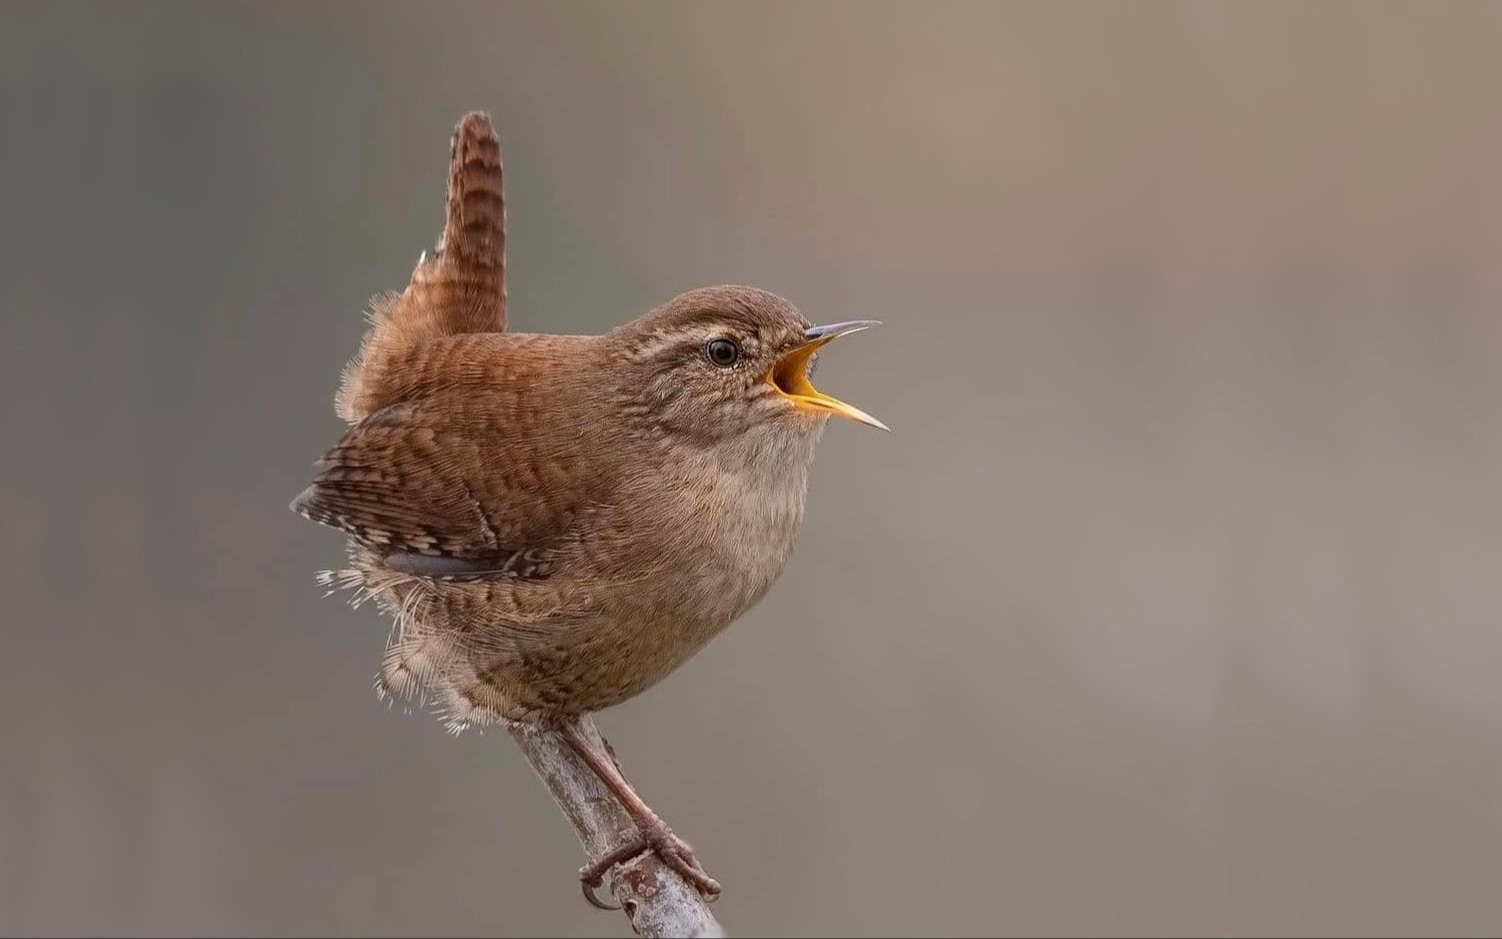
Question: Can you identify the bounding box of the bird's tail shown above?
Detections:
[336,111,508,423]
[411,110,507,328]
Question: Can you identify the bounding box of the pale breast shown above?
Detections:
[644,428,818,630]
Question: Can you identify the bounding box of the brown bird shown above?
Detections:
[291,111,885,906]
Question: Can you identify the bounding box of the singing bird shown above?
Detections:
[292,112,885,905]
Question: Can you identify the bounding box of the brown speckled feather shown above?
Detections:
[296,334,612,579]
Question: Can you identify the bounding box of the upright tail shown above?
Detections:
[336,111,508,423]
[413,111,507,328]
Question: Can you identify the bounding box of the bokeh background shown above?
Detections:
[4,2,1502,936]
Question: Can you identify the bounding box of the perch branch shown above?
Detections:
[509,716,727,938]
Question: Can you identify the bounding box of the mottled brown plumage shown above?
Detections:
[291,111,884,907]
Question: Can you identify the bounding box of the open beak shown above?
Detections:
[768,320,889,431]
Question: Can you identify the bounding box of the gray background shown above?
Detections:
[4,2,1502,936]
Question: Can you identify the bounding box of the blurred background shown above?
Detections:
[3,2,1501,936]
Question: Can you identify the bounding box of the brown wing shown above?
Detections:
[291,400,572,579]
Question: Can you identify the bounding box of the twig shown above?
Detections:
[509,716,728,938]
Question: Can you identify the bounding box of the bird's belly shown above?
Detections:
[510,474,807,714]
[374,461,810,725]
[529,543,799,714]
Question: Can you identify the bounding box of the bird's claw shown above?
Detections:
[580,871,620,911]
[578,825,722,911]
[579,837,646,910]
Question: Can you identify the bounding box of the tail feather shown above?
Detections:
[335,111,508,424]
[413,110,507,328]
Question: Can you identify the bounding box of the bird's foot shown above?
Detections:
[579,821,722,910]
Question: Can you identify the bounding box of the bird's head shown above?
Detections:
[613,286,886,449]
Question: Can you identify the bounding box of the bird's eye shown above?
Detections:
[705,337,741,367]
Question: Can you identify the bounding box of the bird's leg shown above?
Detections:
[561,720,722,910]
[600,730,625,775]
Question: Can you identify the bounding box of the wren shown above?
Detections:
[291,111,885,906]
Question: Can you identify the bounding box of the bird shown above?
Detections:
[291,111,885,908]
